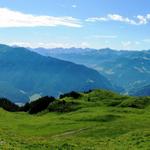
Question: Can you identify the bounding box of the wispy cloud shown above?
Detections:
[8,41,90,49]
[121,41,132,49]
[72,5,77,8]
[0,7,82,28]
[86,13,150,25]
[143,39,150,43]
[92,35,117,39]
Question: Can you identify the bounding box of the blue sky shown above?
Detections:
[0,0,150,50]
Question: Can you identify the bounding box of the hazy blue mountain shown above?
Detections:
[0,44,114,102]
[129,84,150,96]
[33,47,150,94]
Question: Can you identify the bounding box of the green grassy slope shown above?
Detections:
[0,90,150,150]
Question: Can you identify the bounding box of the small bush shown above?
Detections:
[28,96,55,114]
[48,100,79,113]
[19,102,30,112]
[59,91,81,99]
[0,98,19,112]
[84,89,93,94]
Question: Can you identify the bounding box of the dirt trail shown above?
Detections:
[52,127,90,138]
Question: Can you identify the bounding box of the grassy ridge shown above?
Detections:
[0,89,150,149]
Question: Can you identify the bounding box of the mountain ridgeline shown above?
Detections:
[1,89,150,114]
[34,47,150,96]
[0,44,114,102]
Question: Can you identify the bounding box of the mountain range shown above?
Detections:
[0,44,114,102]
[32,47,150,96]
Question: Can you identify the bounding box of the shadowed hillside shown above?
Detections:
[0,44,114,102]
[36,47,150,95]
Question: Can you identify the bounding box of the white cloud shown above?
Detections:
[7,41,90,49]
[121,41,141,49]
[92,35,117,39]
[0,7,81,28]
[72,5,77,8]
[135,41,140,45]
[143,39,150,43]
[121,41,132,49]
[108,14,137,25]
[137,15,147,25]
[86,13,150,25]
[86,17,108,22]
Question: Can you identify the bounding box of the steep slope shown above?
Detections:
[130,84,150,96]
[0,44,113,102]
[35,47,150,93]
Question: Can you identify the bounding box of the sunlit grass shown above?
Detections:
[0,90,150,149]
